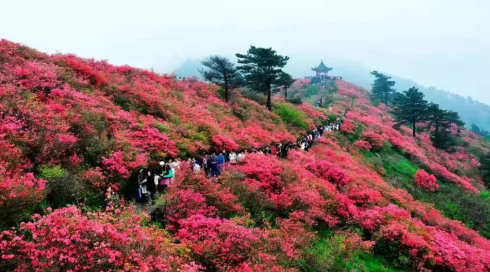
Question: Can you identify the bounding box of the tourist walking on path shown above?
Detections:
[229,151,237,164]
[203,154,209,176]
[217,151,226,173]
[136,114,345,201]
[158,162,172,192]
[208,153,220,177]
[145,169,156,204]
[137,169,148,204]
[238,151,246,163]
[192,159,201,174]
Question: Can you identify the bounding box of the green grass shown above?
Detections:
[298,229,405,272]
[355,253,406,272]
[327,114,338,122]
[305,85,320,97]
[39,165,66,181]
[381,152,418,187]
[154,122,171,134]
[274,103,308,130]
[330,82,339,93]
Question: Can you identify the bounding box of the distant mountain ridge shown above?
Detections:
[339,68,490,132]
[174,58,490,131]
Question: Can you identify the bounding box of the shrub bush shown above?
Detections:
[355,140,372,151]
[361,131,385,149]
[340,119,356,134]
[288,97,303,105]
[0,205,197,271]
[241,89,267,105]
[212,134,238,152]
[39,165,66,181]
[305,85,320,97]
[414,169,439,192]
[0,170,45,228]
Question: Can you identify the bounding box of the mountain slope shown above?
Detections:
[1,40,490,271]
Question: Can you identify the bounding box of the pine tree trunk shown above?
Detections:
[224,77,229,102]
[284,87,288,100]
[267,86,272,110]
[384,83,388,106]
[412,122,416,137]
[435,124,439,148]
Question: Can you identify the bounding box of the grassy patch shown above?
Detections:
[154,122,171,134]
[299,230,404,272]
[355,252,405,272]
[39,165,66,181]
[305,85,320,97]
[274,103,308,130]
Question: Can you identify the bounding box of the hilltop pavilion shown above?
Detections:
[312,60,332,77]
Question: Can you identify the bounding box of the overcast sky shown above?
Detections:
[1,0,489,103]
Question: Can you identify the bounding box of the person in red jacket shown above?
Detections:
[271,145,277,155]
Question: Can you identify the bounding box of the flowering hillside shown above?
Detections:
[1,39,490,271]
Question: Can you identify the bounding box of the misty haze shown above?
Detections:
[1,1,489,100]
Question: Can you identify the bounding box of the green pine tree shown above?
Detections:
[370,71,396,106]
[480,152,490,188]
[427,103,464,150]
[199,55,244,102]
[392,87,428,137]
[471,124,490,138]
[236,46,289,110]
[276,71,295,100]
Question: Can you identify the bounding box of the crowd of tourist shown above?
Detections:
[136,115,345,204]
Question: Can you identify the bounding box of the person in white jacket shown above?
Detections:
[193,161,201,174]
[237,151,246,162]
[229,151,237,164]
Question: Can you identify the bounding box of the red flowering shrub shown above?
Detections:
[348,186,383,207]
[0,167,46,225]
[354,140,372,151]
[414,170,439,192]
[164,188,217,232]
[177,215,281,271]
[174,166,245,217]
[234,153,284,196]
[289,78,310,91]
[306,160,351,187]
[355,207,385,232]
[296,103,327,122]
[124,126,178,158]
[361,131,384,149]
[0,206,198,272]
[60,55,109,87]
[6,61,60,94]
[340,118,356,134]
[269,215,317,260]
[212,134,239,152]
[82,168,106,189]
[102,151,147,181]
[338,87,360,99]
[378,222,431,269]
[430,230,490,272]
[429,163,478,193]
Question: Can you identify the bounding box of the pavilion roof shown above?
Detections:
[312,60,332,73]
